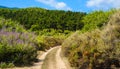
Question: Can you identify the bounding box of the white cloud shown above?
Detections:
[36,0,71,10]
[86,0,120,10]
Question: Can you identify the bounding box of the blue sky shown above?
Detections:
[0,0,120,12]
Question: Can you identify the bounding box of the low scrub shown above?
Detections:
[62,11,120,69]
[0,17,26,32]
[82,9,116,32]
[35,29,72,50]
[0,30,38,67]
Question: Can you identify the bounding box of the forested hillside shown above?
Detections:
[0,8,116,32]
[0,8,86,31]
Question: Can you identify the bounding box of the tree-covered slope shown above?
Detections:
[0,8,86,31]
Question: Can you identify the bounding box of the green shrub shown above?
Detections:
[0,17,26,32]
[0,62,15,68]
[62,11,120,69]
[0,30,38,67]
[35,29,72,50]
[36,35,63,50]
[82,9,116,32]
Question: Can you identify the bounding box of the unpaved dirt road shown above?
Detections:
[12,46,72,69]
[42,46,71,69]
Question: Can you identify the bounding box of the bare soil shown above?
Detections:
[8,46,72,69]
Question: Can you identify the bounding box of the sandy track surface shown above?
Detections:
[42,46,72,69]
[12,47,56,69]
[7,46,72,69]
[56,47,67,69]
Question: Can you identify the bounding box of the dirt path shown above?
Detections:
[56,47,67,69]
[10,46,72,69]
[13,47,56,69]
[42,46,72,69]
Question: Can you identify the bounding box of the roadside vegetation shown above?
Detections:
[62,11,120,69]
[0,16,71,68]
[0,17,38,68]
[81,9,116,32]
[0,7,119,69]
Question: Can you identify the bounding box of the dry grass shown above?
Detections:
[62,11,120,69]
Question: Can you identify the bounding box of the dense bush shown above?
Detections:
[0,29,38,66]
[82,9,116,32]
[0,17,26,32]
[0,62,15,68]
[36,29,72,50]
[62,11,120,69]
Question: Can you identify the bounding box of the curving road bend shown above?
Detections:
[12,46,72,69]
